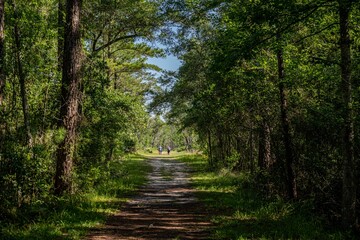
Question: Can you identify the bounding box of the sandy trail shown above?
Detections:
[85,158,212,240]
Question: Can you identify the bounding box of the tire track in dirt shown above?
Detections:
[85,158,212,240]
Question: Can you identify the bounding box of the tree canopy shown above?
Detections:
[0,0,360,236]
[153,0,360,230]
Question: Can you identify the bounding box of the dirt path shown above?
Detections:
[85,158,212,240]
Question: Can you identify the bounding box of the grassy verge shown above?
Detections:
[179,155,350,240]
[1,154,151,240]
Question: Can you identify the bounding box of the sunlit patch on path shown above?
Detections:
[85,158,212,240]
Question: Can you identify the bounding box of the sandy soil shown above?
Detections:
[85,158,212,240]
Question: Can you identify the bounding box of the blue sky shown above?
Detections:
[147,54,181,72]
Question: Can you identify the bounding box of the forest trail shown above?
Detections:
[85,158,212,240]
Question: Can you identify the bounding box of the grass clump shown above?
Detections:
[179,155,351,240]
[1,154,151,240]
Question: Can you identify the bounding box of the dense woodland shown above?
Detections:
[0,0,190,223]
[0,0,359,237]
[152,0,360,232]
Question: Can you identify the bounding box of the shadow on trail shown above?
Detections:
[86,158,212,240]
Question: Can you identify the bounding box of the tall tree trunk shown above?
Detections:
[218,131,224,164]
[0,0,4,107]
[208,129,213,167]
[258,119,272,170]
[276,36,297,200]
[249,125,254,173]
[339,0,356,229]
[13,0,32,146]
[184,135,191,151]
[54,0,82,196]
[0,0,5,156]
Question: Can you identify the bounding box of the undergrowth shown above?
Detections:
[0,154,151,240]
[179,155,353,240]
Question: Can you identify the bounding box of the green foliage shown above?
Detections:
[0,0,169,232]
[0,136,56,222]
[0,0,359,237]
[137,114,199,152]
[1,155,151,240]
[152,0,360,228]
[180,155,354,239]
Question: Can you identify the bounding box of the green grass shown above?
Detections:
[1,154,151,240]
[179,155,351,240]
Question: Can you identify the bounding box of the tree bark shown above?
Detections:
[208,129,213,167]
[276,37,297,200]
[258,119,272,170]
[54,0,82,196]
[0,0,5,156]
[338,0,356,229]
[249,125,254,173]
[13,0,32,146]
[0,0,4,107]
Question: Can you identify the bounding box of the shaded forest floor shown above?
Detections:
[180,155,355,240]
[0,155,152,239]
[85,157,212,239]
[84,154,352,240]
[1,154,356,239]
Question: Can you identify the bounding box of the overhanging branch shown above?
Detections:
[93,34,139,53]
